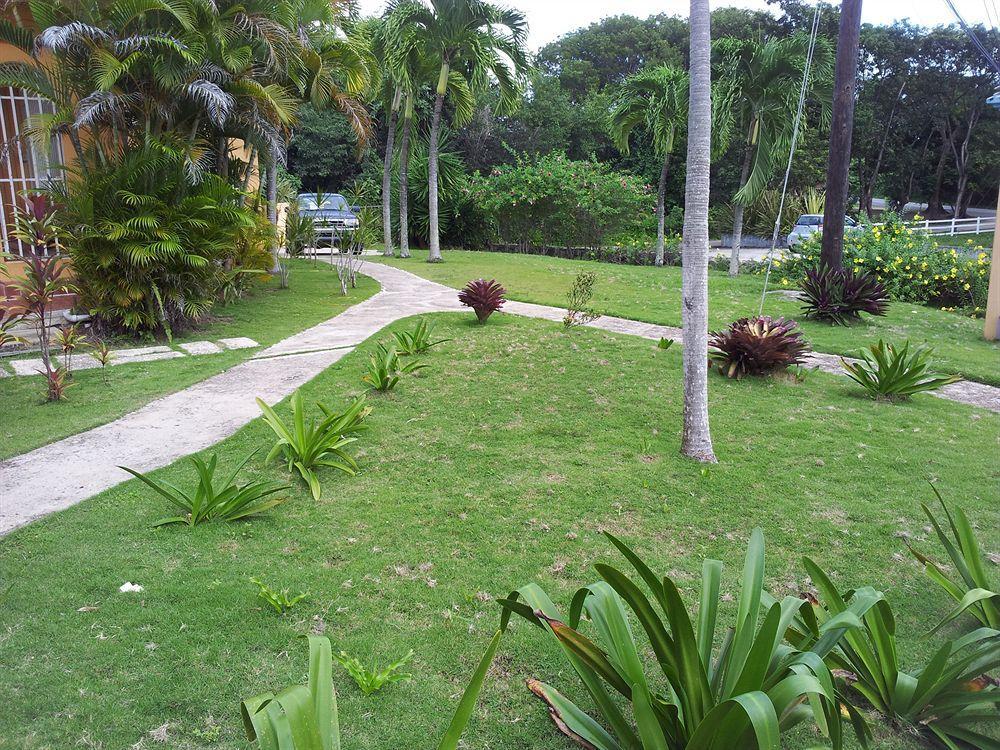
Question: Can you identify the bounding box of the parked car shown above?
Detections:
[296,193,361,251]
[787,214,860,247]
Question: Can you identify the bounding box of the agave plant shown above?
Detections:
[120,451,290,527]
[392,318,451,355]
[257,392,370,501]
[841,340,961,401]
[242,631,504,750]
[458,279,506,323]
[800,266,888,325]
[907,485,999,631]
[799,558,1000,748]
[362,343,427,392]
[708,316,809,379]
[499,530,855,749]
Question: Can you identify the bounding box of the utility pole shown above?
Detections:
[820,0,863,270]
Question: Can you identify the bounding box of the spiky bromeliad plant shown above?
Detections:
[907,485,999,631]
[800,266,888,325]
[708,316,809,379]
[499,529,860,750]
[793,558,1000,749]
[362,343,427,392]
[242,631,505,750]
[256,392,371,500]
[458,278,506,323]
[121,451,290,527]
[841,340,961,401]
[392,318,451,355]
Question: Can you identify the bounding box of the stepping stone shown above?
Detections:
[66,354,100,371]
[218,337,259,350]
[10,358,46,376]
[110,345,172,362]
[112,350,184,365]
[179,341,222,355]
[0,366,8,377]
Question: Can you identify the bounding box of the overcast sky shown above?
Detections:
[354,0,997,50]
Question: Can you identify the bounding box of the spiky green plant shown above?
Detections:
[392,318,450,355]
[799,558,1000,748]
[242,631,505,750]
[499,529,855,749]
[334,649,414,695]
[121,451,289,527]
[361,343,427,392]
[841,340,961,401]
[257,392,370,501]
[907,485,999,631]
[251,578,308,615]
[0,309,26,349]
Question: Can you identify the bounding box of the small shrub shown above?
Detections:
[799,557,1000,748]
[799,266,888,324]
[708,316,809,379]
[40,365,73,401]
[242,633,504,750]
[656,336,674,350]
[841,339,961,401]
[458,279,506,323]
[906,485,999,631]
[392,319,450,355]
[362,343,427,392]
[54,324,88,374]
[563,270,600,327]
[257,391,370,500]
[283,200,316,257]
[0,309,26,349]
[91,339,112,383]
[334,649,414,695]
[251,578,308,615]
[120,452,289,527]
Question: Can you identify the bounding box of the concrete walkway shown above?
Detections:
[1,260,997,535]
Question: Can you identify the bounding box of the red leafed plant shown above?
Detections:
[458,278,506,323]
[709,316,810,379]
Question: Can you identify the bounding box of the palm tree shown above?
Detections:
[714,34,831,275]
[609,65,688,267]
[680,0,716,463]
[386,0,529,262]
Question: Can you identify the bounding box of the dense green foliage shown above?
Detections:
[841,340,962,401]
[782,217,992,313]
[471,153,654,249]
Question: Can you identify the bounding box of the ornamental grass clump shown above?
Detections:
[708,316,809,379]
[800,266,888,325]
[841,339,961,401]
[458,278,506,323]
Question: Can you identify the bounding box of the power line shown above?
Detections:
[943,0,1000,78]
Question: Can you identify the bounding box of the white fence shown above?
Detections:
[873,215,995,236]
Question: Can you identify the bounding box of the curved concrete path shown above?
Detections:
[1,260,997,535]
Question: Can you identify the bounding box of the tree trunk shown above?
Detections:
[860,81,905,218]
[680,0,717,463]
[427,64,449,263]
[267,144,280,273]
[728,138,754,276]
[927,129,950,218]
[655,154,670,266]
[398,100,413,258]
[949,107,981,219]
[820,0,863,271]
[382,92,400,257]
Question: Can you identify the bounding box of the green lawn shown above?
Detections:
[371,249,1000,386]
[2,312,995,749]
[0,260,378,460]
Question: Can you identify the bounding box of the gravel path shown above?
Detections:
[2,261,996,535]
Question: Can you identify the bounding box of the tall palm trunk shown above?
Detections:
[382,90,401,257]
[728,135,754,276]
[655,154,670,266]
[680,0,717,463]
[398,96,413,259]
[267,143,280,273]
[427,63,449,263]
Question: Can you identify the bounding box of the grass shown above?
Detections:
[1,311,995,749]
[0,260,378,460]
[371,249,1000,385]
